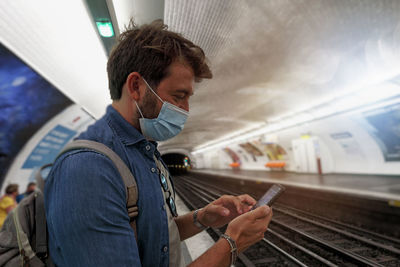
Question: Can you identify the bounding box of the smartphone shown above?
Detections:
[252,184,285,209]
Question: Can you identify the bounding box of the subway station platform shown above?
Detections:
[176,195,214,264]
[191,169,400,201]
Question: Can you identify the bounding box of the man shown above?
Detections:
[45,20,273,267]
[16,182,36,203]
[0,184,18,228]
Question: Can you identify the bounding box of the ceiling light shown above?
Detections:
[192,71,400,155]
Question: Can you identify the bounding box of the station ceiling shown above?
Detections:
[1,0,399,153]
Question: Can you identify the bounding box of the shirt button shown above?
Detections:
[151,167,156,173]
[145,145,151,151]
[163,246,168,252]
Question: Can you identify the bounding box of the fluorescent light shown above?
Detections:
[194,123,264,151]
[192,85,400,155]
[309,105,335,118]
[192,66,400,155]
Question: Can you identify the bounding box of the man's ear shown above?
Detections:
[126,72,143,101]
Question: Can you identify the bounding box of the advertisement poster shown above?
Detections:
[239,142,264,161]
[1,105,95,192]
[223,148,241,165]
[361,103,400,161]
[254,141,288,161]
[0,43,72,185]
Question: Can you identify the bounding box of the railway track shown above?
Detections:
[174,174,400,266]
[175,180,308,266]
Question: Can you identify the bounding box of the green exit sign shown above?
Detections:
[96,21,114,37]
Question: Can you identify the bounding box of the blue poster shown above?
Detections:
[363,103,400,161]
[22,125,76,168]
[0,43,72,184]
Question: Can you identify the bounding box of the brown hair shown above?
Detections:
[5,184,18,194]
[107,20,212,100]
[27,182,36,188]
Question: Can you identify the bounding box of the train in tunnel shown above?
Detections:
[0,0,400,266]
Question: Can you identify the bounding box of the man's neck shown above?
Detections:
[112,101,141,132]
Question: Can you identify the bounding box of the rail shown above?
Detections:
[174,174,400,266]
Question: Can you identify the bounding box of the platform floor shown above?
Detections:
[191,169,400,201]
[176,195,214,264]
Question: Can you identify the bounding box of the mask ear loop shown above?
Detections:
[142,78,164,104]
[134,101,144,118]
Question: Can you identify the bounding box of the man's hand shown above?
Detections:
[197,194,256,228]
[225,205,272,253]
[187,205,273,267]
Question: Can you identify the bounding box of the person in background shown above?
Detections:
[0,184,19,228]
[16,182,36,203]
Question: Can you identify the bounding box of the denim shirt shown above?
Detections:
[45,105,171,267]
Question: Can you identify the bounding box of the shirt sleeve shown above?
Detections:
[0,197,14,210]
[45,150,141,267]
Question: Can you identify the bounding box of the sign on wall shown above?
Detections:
[330,131,364,157]
[22,125,76,168]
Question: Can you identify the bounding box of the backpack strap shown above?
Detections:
[33,165,53,259]
[35,163,52,193]
[12,206,36,264]
[34,191,48,257]
[60,140,139,236]
[41,140,139,238]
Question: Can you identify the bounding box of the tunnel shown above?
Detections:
[161,153,191,175]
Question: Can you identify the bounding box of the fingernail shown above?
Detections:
[223,209,229,216]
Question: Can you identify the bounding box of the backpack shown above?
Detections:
[0,140,139,267]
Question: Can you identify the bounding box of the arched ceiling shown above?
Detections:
[1,0,399,153]
[161,0,400,152]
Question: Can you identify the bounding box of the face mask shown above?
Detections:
[135,78,189,141]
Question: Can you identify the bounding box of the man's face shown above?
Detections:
[27,185,36,193]
[137,87,158,119]
[137,61,194,119]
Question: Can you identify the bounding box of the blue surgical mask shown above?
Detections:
[135,78,189,141]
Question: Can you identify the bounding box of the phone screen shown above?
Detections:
[253,184,285,209]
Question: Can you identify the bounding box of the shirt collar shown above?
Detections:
[105,105,147,146]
